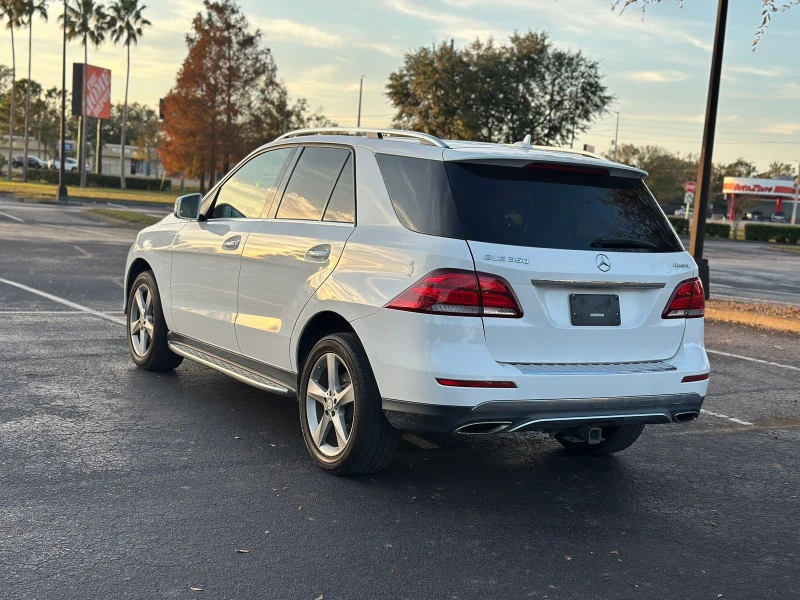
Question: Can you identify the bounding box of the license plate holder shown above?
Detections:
[570,294,621,326]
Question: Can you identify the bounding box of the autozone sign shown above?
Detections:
[722,177,796,198]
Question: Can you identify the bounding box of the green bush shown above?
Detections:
[705,222,731,239]
[744,223,800,243]
[667,216,689,235]
[25,169,170,191]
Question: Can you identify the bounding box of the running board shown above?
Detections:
[168,339,296,397]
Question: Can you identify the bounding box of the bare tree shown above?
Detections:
[731,196,762,239]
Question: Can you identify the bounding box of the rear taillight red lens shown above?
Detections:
[436,378,517,388]
[662,277,705,319]
[386,269,523,318]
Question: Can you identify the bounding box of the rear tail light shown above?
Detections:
[662,277,705,319]
[386,269,523,318]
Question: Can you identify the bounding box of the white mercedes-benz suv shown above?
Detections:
[124,127,709,475]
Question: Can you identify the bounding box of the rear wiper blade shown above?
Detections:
[590,237,657,249]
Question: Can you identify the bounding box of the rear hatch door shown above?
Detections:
[444,158,693,364]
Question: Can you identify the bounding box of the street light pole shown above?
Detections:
[357,76,364,128]
[791,160,799,226]
[612,111,620,161]
[56,0,68,203]
[689,0,729,299]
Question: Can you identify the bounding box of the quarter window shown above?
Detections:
[276,147,350,221]
[323,155,355,223]
[210,148,292,219]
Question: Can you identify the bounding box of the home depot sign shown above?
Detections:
[722,177,796,198]
[71,64,111,119]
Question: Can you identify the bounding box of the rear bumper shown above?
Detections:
[384,393,705,433]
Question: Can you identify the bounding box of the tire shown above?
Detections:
[126,270,183,371]
[298,333,400,476]
[557,424,645,456]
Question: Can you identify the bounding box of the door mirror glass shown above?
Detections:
[175,193,203,220]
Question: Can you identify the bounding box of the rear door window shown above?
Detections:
[444,162,682,253]
[276,147,350,221]
[323,155,355,223]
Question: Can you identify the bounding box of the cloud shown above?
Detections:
[727,66,785,77]
[760,122,800,135]
[625,70,690,83]
[255,18,401,56]
[383,0,505,41]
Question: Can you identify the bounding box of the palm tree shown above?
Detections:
[1,0,23,181]
[60,0,108,187]
[108,0,149,189]
[21,0,47,182]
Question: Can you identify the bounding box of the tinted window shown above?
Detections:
[445,162,682,253]
[276,147,350,221]
[211,148,292,219]
[323,155,355,223]
[375,154,464,238]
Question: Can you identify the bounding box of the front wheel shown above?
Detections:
[557,424,645,456]
[298,333,400,475]
[126,271,183,371]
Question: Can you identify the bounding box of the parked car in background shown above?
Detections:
[48,157,89,172]
[771,212,788,223]
[123,126,709,475]
[673,207,693,218]
[11,156,46,169]
[745,210,764,222]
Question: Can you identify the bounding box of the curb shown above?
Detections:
[705,307,800,334]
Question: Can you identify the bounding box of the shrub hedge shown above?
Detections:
[744,223,800,244]
[705,222,731,239]
[24,169,170,191]
[667,216,731,239]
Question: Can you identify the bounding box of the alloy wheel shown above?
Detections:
[129,284,154,357]
[305,352,356,457]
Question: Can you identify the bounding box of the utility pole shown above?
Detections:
[56,0,68,203]
[792,159,799,225]
[689,0,729,299]
[612,111,620,162]
[357,76,364,127]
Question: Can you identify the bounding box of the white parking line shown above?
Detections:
[0,210,25,223]
[403,434,439,450]
[107,202,128,209]
[41,224,119,238]
[0,278,125,325]
[707,349,800,373]
[700,409,754,427]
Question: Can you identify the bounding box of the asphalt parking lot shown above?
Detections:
[1,201,799,599]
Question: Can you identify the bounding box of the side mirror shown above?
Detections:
[174,193,203,220]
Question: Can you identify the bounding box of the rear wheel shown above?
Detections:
[299,333,400,475]
[556,424,645,456]
[126,271,183,371]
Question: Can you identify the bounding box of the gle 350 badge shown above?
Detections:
[485,254,529,265]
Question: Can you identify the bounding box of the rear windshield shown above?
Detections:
[444,162,682,253]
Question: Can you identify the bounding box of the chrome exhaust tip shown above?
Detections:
[674,411,699,424]
[455,421,512,435]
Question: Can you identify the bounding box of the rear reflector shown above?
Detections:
[662,277,705,319]
[386,268,523,318]
[436,378,517,388]
[681,373,710,383]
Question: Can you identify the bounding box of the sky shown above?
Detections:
[2,0,799,171]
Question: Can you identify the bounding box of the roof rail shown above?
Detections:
[525,144,610,162]
[275,127,449,148]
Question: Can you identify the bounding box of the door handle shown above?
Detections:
[305,244,331,262]
[222,236,241,250]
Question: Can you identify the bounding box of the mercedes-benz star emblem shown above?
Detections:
[596,254,611,272]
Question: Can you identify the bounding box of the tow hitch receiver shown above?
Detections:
[558,426,605,444]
